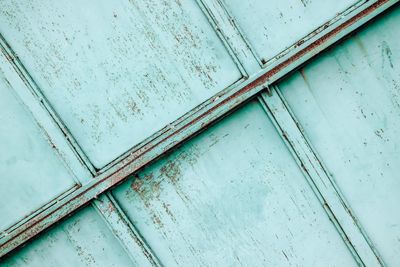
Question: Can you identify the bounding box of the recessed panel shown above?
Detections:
[279,7,400,266]
[224,0,358,63]
[0,0,242,168]
[0,54,76,232]
[113,101,356,266]
[1,206,133,266]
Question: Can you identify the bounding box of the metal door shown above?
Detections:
[1,1,399,266]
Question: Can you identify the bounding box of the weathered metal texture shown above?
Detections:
[0,51,78,233]
[1,206,135,266]
[0,0,399,263]
[259,90,382,266]
[278,6,400,265]
[0,0,242,169]
[196,0,260,73]
[92,193,162,266]
[224,0,363,65]
[112,100,358,266]
[0,32,160,264]
[0,0,397,258]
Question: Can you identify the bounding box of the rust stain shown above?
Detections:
[130,177,144,193]
[151,213,164,228]
[107,202,116,213]
[160,160,181,184]
[0,0,391,257]
[381,40,394,68]
[162,202,177,222]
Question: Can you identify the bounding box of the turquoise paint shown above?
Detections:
[0,0,242,168]
[1,207,134,267]
[112,100,357,266]
[0,0,399,266]
[279,6,400,265]
[0,53,77,232]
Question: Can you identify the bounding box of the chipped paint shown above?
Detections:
[279,8,400,264]
[0,0,398,262]
[111,100,358,266]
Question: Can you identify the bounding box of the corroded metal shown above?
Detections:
[259,89,383,266]
[0,0,398,260]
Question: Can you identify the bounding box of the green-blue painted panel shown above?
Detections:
[0,53,76,232]
[224,0,359,64]
[279,6,400,266]
[0,206,133,266]
[112,100,357,266]
[0,0,242,168]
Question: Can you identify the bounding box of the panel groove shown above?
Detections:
[258,88,384,266]
[93,193,163,267]
[0,34,164,264]
[0,0,397,257]
[196,0,261,74]
[0,34,96,176]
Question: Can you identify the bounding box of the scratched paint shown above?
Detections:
[0,52,77,233]
[0,0,398,264]
[112,100,357,267]
[224,0,359,64]
[0,206,134,266]
[279,6,400,266]
[0,0,242,168]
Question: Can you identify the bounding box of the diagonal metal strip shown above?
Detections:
[0,0,398,258]
[0,38,163,265]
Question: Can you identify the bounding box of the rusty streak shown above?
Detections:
[0,0,397,257]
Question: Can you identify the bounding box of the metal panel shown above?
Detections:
[92,193,162,266]
[0,206,134,266]
[112,100,357,266]
[0,0,397,259]
[0,35,159,264]
[259,90,382,266]
[279,5,400,266]
[0,0,242,168]
[224,0,363,64]
[0,52,77,232]
[196,0,260,73]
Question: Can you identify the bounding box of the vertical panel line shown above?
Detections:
[0,33,163,265]
[0,33,97,176]
[258,87,385,267]
[93,193,163,267]
[195,0,261,75]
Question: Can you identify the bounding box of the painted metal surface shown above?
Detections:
[112,100,357,266]
[0,35,159,264]
[92,193,162,266]
[196,0,260,73]
[279,6,400,265]
[224,0,364,65]
[0,0,399,265]
[0,52,77,233]
[0,0,242,168]
[259,90,382,266]
[1,2,395,255]
[1,206,134,266]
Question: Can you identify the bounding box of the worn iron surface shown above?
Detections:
[112,100,358,266]
[0,0,399,265]
[279,7,400,265]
